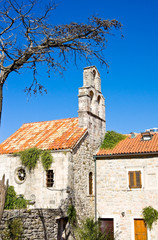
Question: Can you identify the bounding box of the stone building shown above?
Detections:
[95,130,158,240]
[0,66,106,239]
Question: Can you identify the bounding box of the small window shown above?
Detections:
[89,172,93,195]
[128,171,142,188]
[93,69,96,78]
[46,170,54,187]
[14,167,26,184]
[89,91,94,101]
[97,95,101,104]
[141,132,152,141]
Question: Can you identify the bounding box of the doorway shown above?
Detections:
[134,219,147,240]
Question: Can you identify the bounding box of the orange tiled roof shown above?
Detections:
[97,133,158,156]
[0,118,87,154]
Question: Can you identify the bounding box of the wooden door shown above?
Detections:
[134,219,147,240]
[99,218,114,239]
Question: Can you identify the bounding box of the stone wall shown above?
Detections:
[0,209,63,240]
[0,151,70,209]
[72,133,99,222]
[96,156,158,240]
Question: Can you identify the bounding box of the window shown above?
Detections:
[14,167,26,184]
[97,95,101,104]
[46,170,54,187]
[128,171,142,188]
[89,172,93,195]
[141,132,152,141]
[89,90,94,101]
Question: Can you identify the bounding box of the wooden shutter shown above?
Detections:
[129,171,134,188]
[135,171,142,188]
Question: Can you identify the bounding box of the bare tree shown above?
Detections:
[0,0,122,123]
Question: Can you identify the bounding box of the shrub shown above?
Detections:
[5,186,17,210]
[3,218,23,240]
[5,186,28,210]
[67,205,76,225]
[142,206,158,230]
[76,218,114,240]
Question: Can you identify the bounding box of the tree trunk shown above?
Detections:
[0,83,3,125]
[0,175,8,224]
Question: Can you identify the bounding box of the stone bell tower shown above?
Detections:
[78,66,106,146]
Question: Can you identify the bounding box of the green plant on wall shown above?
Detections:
[67,204,77,226]
[41,150,53,170]
[15,147,53,171]
[3,218,23,240]
[5,186,28,210]
[100,131,126,150]
[19,147,41,171]
[142,206,158,230]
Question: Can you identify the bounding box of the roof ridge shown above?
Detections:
[22,117,78,125]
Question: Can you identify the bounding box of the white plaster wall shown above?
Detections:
[0,151,71,209]
[96,156,158,240]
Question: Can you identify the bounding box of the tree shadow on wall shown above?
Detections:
[37,209,48,240]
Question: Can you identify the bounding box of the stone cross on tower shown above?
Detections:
[78,66,106,147]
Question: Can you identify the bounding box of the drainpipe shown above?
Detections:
[94,155,97,222]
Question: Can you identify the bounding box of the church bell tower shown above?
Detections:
[78,66,106,146]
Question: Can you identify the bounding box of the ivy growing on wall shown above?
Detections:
[20,148,41,171]
[41,150,53,170]
[142,206,158,230]
[15,147,53,171]
[100,131,127,150]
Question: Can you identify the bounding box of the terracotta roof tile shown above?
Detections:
[0,118,87,154]
[97,133,158,156]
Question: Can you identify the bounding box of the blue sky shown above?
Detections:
[0,0,158,143]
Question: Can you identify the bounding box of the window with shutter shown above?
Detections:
[128,171,142,189]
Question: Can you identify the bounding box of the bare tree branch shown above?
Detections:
[0,0,122,124]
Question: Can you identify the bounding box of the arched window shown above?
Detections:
[89,172,93,195]
[93,69,96,78]
[89,91,94,102]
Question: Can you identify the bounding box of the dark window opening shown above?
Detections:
[89,172,93,195]
[99,218,114,239]
[90,90,94,101]
[97,95,101,104]
[93,69,96,78]
[46,170,54,187]
[57,217,69,240]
